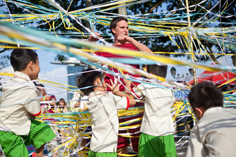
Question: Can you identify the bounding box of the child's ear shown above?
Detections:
[194,107,205,120]
[94,77,101,85]
[28,61,34,71]
[112,28,116,34]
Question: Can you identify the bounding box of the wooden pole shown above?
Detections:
[118,0,127,15]
[185,0,197,85]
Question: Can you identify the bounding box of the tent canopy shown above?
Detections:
[189,71,236,85]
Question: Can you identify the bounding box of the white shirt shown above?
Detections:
[70,92,81,112]
[88,91,129,152]
[133,83,175,136]
[187,107,236,157]
[0,71,40,135]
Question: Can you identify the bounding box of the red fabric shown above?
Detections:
[95,43,141,91]
[117,102,144,152]
[31,110,41,116]
[131,88,141,98]
[126,97,129,110]
[32,152,36,157]
[95,43,143,151]
[94,43,138,59]
[189,71,236,85]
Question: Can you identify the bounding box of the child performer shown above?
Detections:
[187,82,236,157]
[76,68,136,157]
[127,64,177,157]
[0,49,56,157]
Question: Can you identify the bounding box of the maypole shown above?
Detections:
[185,0,197,84]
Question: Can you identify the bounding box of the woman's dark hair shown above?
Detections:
[10,49,38,71]
[36,83,44,91]
[188,82,223,110]
[37,84,44,87]
[58,98,66,105]
[110,16,128,36]
[76,68,104,95]
[147,64,168,78]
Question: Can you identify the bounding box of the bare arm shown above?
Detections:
[81,32,103,52]
[39,95,50,101]
[106,79,136,106]
[123,78,132,95]
[116,35,153,54]
[88,32,103,42]
[73,102,80,108]
[128,37,153,54]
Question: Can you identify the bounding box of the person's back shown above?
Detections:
[133,65,175,136]
[76,68,136,156]
[136,83,175,136]
[0,72,40,134]
[88,91,129,152]
[189,108,236,157]
[0,49,55,157]
[187,82,236,157]
[131,64,177,157]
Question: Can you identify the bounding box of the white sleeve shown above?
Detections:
[205,132,236,157]
[24,91,40,115]
[132,84,145,98]
[113,94,129,110]
[79,96,88,110]
[186,127,208,157]
[70,92,81,109]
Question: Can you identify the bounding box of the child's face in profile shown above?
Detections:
[50,98,56,106]
[30,57,40,80]
[59,100,66,107]
[38,86,46,96]
[96,77,107,92]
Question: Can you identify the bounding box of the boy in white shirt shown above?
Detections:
[0,49,56,157]
[187,82,236,157]
[128,64,177,157]
[76,68,136,157]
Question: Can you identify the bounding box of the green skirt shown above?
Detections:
[138,133,177,157]
[89,150,117,157]
[0,119,56,157]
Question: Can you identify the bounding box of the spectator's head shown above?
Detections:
[188,82,223,120]
[220,84,235,92]
[58,98,67,107]
[76,68,106,96]
[49,95,56,106]
[37,84,47,96]
[110,16,128,37]
[147,64,168,78]
[11,49,40,80]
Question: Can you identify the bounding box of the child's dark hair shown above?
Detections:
[10,49,38,71]
[76,68,104,96]
[188,82,223,111]
[110,16,128,36]
[147,64,168,78]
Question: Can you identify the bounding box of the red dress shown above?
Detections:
[95,43,143,152]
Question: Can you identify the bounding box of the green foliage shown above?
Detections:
[1,0,236,64]
[55,54,68,62]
